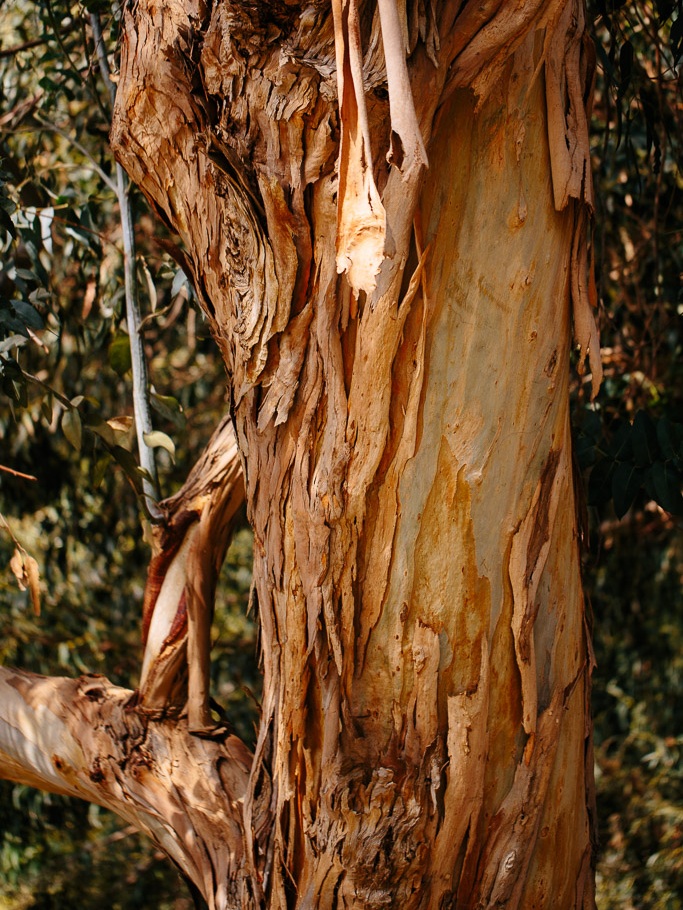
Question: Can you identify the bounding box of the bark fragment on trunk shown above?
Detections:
[139,416,245,732]
[1,2,602,908]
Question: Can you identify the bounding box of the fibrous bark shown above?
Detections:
[138,416,245,732]
[1,2,601,908]
[0,667,252,904]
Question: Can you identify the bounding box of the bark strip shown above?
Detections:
[139,416,245,730]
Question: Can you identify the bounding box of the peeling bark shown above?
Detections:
[139,416,245,732]
[0,668,252,908]
[1,2,602,908]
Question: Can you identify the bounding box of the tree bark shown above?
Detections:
[0,667,252,904]
[1,2,601,907]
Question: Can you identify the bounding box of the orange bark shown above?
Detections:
[1,3,601,907]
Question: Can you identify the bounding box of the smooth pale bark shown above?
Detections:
[1,2,601,908]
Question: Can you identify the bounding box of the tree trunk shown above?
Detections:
[1,2,600,907]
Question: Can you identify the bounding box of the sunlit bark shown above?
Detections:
[0,667,252,906]
[0,2,602,907]
[138,416,245,733]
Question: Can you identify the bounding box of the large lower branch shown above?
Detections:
[0,667,252,910]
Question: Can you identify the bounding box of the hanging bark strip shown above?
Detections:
[139,417,245,731]
[332,0,386,295]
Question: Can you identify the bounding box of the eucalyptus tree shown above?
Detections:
[0,1,603,907]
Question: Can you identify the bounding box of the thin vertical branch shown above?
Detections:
[90,11,160,517]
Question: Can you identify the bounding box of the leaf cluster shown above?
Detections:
[576,410,683,518]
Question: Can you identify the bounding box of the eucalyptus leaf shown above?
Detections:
[656,418,683,467]
[92,453,113,488]
[0,207,16,239]
[62,408,82,451]
[650,460,683,515]
[41,394,53,424]
[151,391,185,427]
[109,334,132,376]
[110,445,144,494]
[12,300,44,329]
[86,415,117,447]
[612,462,645,519]
[142,430,175,461]
[632,411,659,467]
[171,267,189,298]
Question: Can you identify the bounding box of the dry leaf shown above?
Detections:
[82,277,97,319]
[9,547,41,615]
[9,548,25,588]
[107,415,135,433]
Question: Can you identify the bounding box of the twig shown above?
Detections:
[90,12,160,518]
[0,465,37,481]
[43,0,86,88]
[0,36,53,59]
[33,114,118,194]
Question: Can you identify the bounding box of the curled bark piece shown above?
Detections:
[139,417,245,728]
[509,449,562,735]
[332,0,387,295]
[545,0,594,211]
[543,0,602,397]
[446,0,552,104]
[571,207,603,399]
[378,0,428,181]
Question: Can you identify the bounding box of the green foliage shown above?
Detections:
[576,410,683,517]
[0,790,196,910]
[590,518,683,908]
[576,0,683,525]
[0,0,257,905]
[586,2,683,906]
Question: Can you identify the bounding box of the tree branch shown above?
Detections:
[0,667,252,910]
[138,416,246,732]
[90,11,160,515]
[0,36,52,58]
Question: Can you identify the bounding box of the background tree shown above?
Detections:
[0,0,681,908]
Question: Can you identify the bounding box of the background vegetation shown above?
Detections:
[0,0,681,906]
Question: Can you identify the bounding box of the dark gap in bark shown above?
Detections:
[398,226,420,311]
[353,482,377,667]
[357,0,376,51]
[303,668,322,818]
[388,129,405,170]
[382,823,394,859]
[428,737,448,821]
[339,282,357,400]
[331,868,345,909]
[190,268,216,321]
[180,868,209,909]
[449,815,474,906]
[291,183,316,318]
[253,0,301,34]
